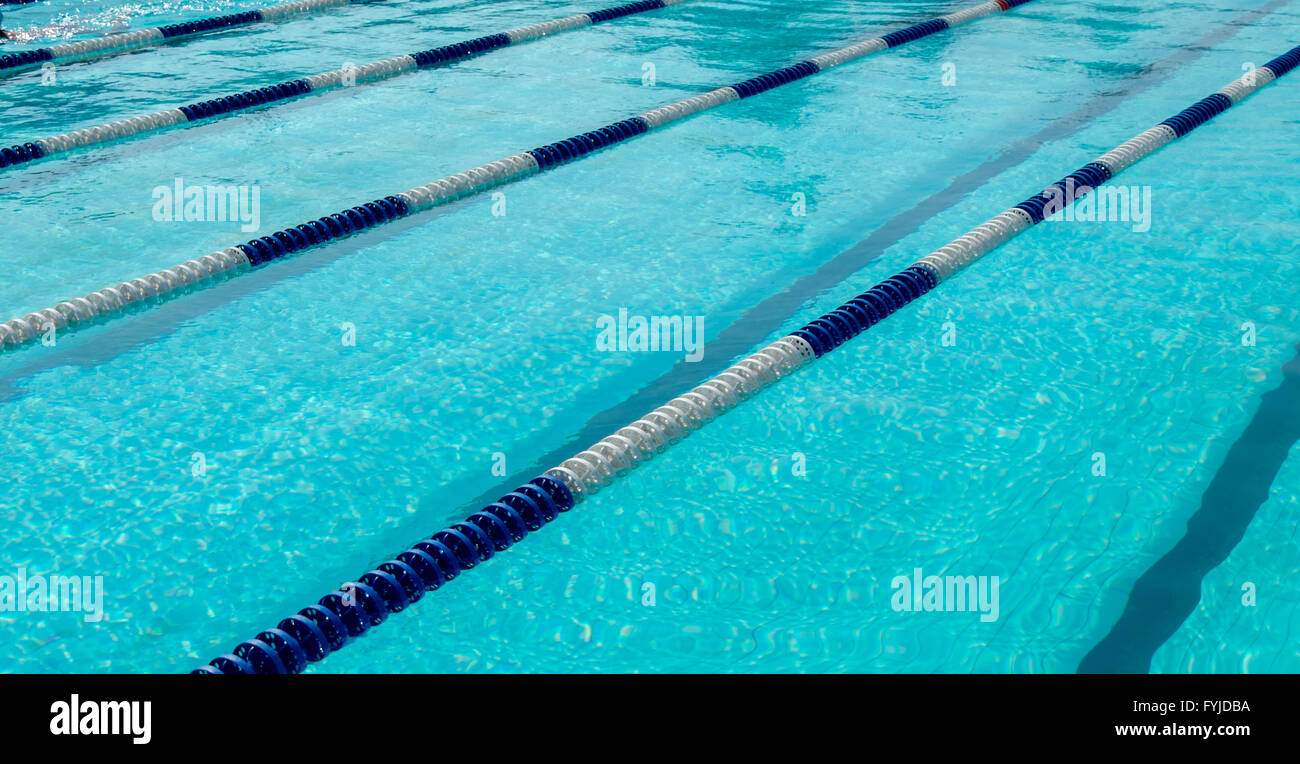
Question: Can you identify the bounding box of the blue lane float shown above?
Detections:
[0,139,45,168]
[0,48,52,71]
[177,79,312,121]
[729,60,820,98]
[2,0,692,171]
[236,195,412,266]
[588,0,666,24]
[411,33,511,68]
[2,0,1040,355]
[1264,47,1300,77]
[879,18,949,48]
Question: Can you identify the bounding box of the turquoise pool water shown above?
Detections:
[0,0,1297,673]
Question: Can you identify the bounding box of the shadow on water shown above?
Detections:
[1079,343,1300,674]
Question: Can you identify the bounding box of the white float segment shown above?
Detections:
[35,109,187,156]
[1091,124,1177,175]
[1216,66,1276,104]
[809,38,888,71]
[304,55,419,90]
[503,14,592,44]
[544,335,817,502]
[915,208,1033,282]
[45,29,165,61]
[0,246,249,348]
[941,1,1004,27]
[259,0,351,22]
[638,87,740,129]
[397,153,540,213]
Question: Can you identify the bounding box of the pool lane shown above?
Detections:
[194,28,1300,672]
[0,0,693,172]
[5,0,1294,670]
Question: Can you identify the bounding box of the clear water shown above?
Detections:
[0,0,1297,673]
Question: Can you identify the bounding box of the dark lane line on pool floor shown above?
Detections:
[462,0,1297,512]
[1078,344,1300,674]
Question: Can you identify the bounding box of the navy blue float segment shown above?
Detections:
[0,141,46,168]
[158,10,263,39]
[1076,160,1113,185]
[194,475,574,674]
[1001,0,1038,7]
[179,79,312,121]
[729,60,820,99]
[792,265,937,358]
[277,614,330,661]
[587,0,666,24]
[527,117,649,170]
[207,654,255,674]
[411,33,511,68]
[237,194,411,267]
[879,18,949,48]
[1263,45,1300,78]
[1014,160,1118,224]
[0,47,53,71]
[1159,92,1232,138]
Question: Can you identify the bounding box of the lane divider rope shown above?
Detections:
[0,0,369,77]
[191,42,1300,673]
[178,0,1051,673]
[0,0,689,170]
[0,0,1036,352]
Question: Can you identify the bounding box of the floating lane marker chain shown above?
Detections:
[790,48,1298,355]
[184,0,1046,673]
[0,0,689,170]
[188,44,1300,673]
[0,0,1035,351]
[194,474,580,675]
[0,0,364,77]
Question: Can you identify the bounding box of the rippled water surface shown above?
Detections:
[0,0,1297,673]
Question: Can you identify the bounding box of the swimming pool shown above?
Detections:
[0,0,1297,674]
